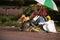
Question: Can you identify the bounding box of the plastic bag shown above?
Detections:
[43,20,57,33]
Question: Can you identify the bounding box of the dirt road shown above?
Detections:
[0,27,60,40]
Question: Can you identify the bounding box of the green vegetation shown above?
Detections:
[56,26,60,30]
[0,15,21,27]
[23,4,36,16]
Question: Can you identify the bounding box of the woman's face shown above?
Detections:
[36,5,41,11]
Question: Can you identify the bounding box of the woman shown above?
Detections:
[30,3,47,26]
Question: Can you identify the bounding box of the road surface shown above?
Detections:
[0,27,60,40]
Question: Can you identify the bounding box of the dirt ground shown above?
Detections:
[0,27,60,40]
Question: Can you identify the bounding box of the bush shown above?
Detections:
[0,16,10,23]
[0,15,21,26]
[2,21,21,27]
[0,15,18,22]
[23,4,36,16]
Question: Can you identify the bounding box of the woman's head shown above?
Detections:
[36,3,42,11]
